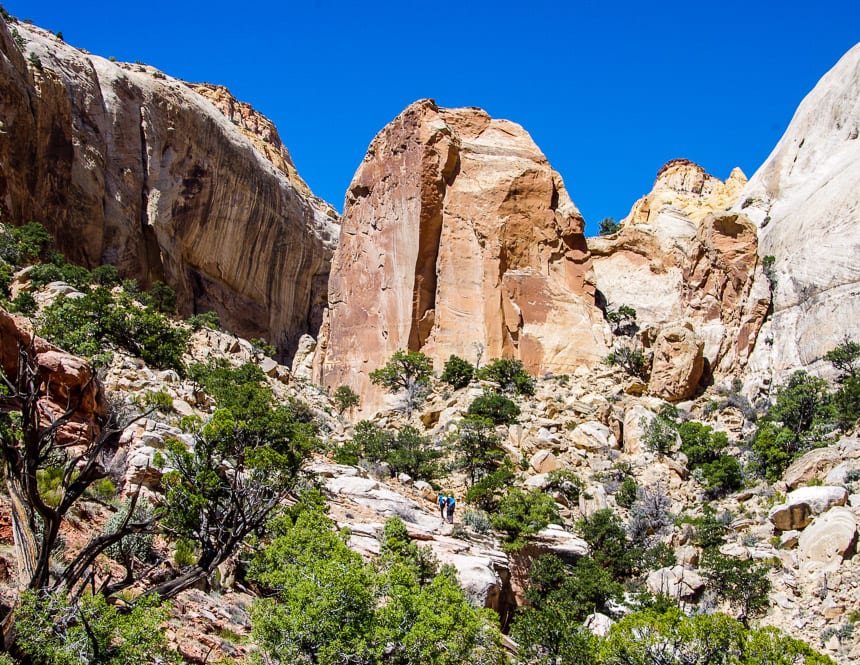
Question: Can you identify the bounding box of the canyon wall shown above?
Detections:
[0,20,337,358]
[734,43,860,391]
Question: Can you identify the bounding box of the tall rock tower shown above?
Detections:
[314,100,608,412]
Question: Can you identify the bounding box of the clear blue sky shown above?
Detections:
[7,0,860,235]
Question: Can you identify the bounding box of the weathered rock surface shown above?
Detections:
[591,161,769,383]
[783,438,860,489]
[646,565,706,600]
[0,308,106,444]
[769,486,849,531]
[0,20,337,358]
[737,44,860,389]
[314,99,608,413]
[647,324,704,400]
[797,507,857,571]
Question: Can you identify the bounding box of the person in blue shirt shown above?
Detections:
[438,493,447,519]
[446,495,456,523]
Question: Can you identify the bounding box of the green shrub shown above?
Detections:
[606,304,638,336]
[598,216,620,236]
[89,477,116,502]
[491,488,559,549]
[186,310,220,330]
[701,550,772,621]
[641,406,678,455]
[143,389,173,411]
[576,508,641,580]
[38,286,189,373]
[173,538,197,568]
[333,384,360,414]
[369,349,433,414]
[641,542,677,571]
[90,264,122,286]
[466,390,520,425]
[545,468,585,504]
[615,476,638,508]
[450,416,506,486]
[9,290,36,315]
[440,354,475,389]
[460,509,492,534]
[179,414,202,433]
[678,421,743,496]
[15,590,175,665]
[478,358,535,396]
[333,439,360,465]
[604,344,649,379]
[103,502,154,564]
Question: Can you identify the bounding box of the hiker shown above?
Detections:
[438,493,447,519]
[446,495,456,524]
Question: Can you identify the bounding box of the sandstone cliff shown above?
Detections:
[590,160,770,386]
[0,20,338,358]
[314,99,608,412]
[734,43,860,390]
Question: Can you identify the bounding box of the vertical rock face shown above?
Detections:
[734,43,860,389]
[590,160,770,382]
[0,20,338,358]
[315,99,608,411]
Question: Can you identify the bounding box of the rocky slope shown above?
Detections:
[314,99,609,413]
[734,42,860,392]
[590,160,771,394]
[0,19,338,359]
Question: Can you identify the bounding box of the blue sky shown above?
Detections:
[7,0,859,235]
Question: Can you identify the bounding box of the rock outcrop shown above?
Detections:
[0,20,338,358]
[735,43,860,390]
[0,308,106,445]
[590,160,770,384]
[315,99,608,412]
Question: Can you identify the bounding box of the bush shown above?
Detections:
[478,358,535,396]
[641,407,678,455]
[186,310,220,330]
[606,304,638,336]
[545,468,585,504]
[461,509,492,534]
[450,416,506,486]
[440,354,475,389]
[333,384,360,414]
[605,344,648,379]
[577,508,641,580]
[598,217,620,236]
[9,290,36,315]
[387,425,443,481]
[369,349,433,414]
[38,286,189,373]
[702,550,772,621]
[491,488,559,549]
[598,608,833,665]
[678,421,743,496]
[88,478,116,502]
[615,476,638,508]
[142,280,177,314]
[143,389,173,411]
[466,390,520,425]
[15,590,174,665]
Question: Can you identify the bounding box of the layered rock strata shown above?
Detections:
[314,99,608,412]
[0,20,337,358]
[590,160,770,385]
[734,43,860,389]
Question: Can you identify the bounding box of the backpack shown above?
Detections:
[447,496,456,508]
[439,495,446,507]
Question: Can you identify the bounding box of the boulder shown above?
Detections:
[768,486,848,531]
[622,404,653,455]
[532,524,589,558]
[798,507,857,570]
[647,324,705,401]
[646,565,706,600]
[570,421,618,451]
[782,438,860,490]
[529,450,559,474]
[584,613,614,637]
